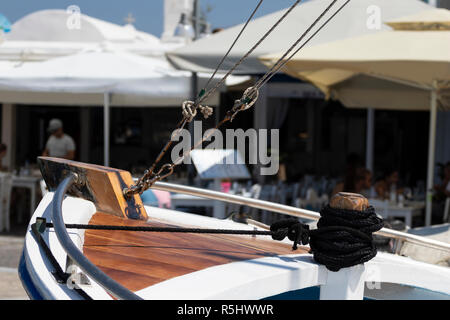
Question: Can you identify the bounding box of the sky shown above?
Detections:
[0,0,303,38]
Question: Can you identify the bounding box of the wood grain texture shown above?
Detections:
[330,192,369,211]
[38,157,147,220]
[83,212,306,293]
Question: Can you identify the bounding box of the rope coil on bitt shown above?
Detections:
[270,192,384,272]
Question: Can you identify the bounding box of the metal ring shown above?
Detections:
[156,164,174,180]
[241,87,259,110]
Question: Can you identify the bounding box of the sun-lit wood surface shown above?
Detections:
[83,212,305,292]
[38,157,147,220]
[330,192,369,211]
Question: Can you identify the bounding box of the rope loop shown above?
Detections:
[182,101,214,122]
[199,105,214,119]
[156,164,174,181]
[230,86,259,121]
[241,86,259,109]
[270,218,310,250]
[181,100,197,122]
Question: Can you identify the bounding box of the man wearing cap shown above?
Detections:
[42,119,76,160]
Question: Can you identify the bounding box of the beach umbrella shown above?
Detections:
[166,0,431,74]
[259,8,450,226]
[0,50,231,166]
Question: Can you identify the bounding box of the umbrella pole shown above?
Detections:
[425,85,438,226]
[188,72,198,185]
[104,92,110,167]
[366,108,375,172]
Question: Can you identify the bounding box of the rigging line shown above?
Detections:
[168,1,351,170]
[254,0,339,89]
[132,117,188,190]
[199,0,265,96]
[256,0,351,90]
[254,0,342,90]
[170,115,230,168]
[128,0,302,191]
[124,0,348,196]
[197,0,304,105]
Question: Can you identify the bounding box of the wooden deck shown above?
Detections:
[83,212,306,293]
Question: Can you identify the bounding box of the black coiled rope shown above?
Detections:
[270,205,384,271]
[38,205,383,273]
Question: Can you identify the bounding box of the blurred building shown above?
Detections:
[0,8,216,176]
[429,0,450,9]
[0,1,448,193]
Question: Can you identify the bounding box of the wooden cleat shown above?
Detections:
[38,157,148,221]
[329,192,369,211]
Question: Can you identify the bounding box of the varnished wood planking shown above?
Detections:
[83,212,306,292]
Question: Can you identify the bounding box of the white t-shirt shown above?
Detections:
[45,134,75,158]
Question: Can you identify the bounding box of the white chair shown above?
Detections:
[240,184,261,220]
[0,173,13,232]
[303,188,320,211]
[444,197,450,223]
[254,185,273,223]
[249,184,262,200]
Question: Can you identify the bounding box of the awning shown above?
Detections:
[166,0,431,74]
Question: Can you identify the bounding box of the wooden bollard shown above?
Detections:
[320,192,369,300]
[329,192,369,211]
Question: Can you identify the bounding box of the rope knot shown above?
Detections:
[198,105,213,119]
[182,101,214,122]
[182,100,197,122]
[270,218,310,250]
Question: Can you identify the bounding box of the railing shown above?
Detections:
[152,181,450,253]
[51,174,142,300]
[48,177,449,300]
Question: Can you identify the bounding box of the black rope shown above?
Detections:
[44,222,273,236]
[40,205,383,273]
[270,206,383,272]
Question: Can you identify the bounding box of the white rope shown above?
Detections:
[182,101,214,122]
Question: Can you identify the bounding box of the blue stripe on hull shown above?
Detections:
[18,251,44,300]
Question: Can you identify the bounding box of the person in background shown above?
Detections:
[333,167,372,195]
[0,143,7,171]
[435,162,450,199]
[42,119,76,160]
[444,163,450,198]
[355,168,372,196]
[374,169,403,200]
[332,153,363,195]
